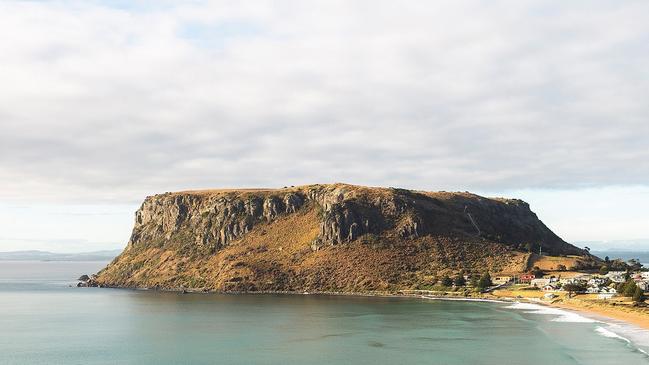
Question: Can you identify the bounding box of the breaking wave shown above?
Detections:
[504,302,596,323]
[506,301,649,356]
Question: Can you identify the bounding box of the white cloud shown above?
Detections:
[0,0,648,204]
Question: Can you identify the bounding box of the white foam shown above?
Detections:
[507,302,649,355]
[596,326,631,343]
[504,302,597,323]
[600,322,649,354]
[596,325,649,356]
[422,296,506,303]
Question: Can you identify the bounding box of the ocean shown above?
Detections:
[1,261,648,364]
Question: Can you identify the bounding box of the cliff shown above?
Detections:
[95,183,586,292]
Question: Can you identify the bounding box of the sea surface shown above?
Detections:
[592,250,649,267]
[1,261,649,364]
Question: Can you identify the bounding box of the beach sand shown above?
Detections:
[491,289,649,330]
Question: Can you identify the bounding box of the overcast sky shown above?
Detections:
[1,1,648,252]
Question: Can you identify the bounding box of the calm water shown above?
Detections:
[1,261,649,364]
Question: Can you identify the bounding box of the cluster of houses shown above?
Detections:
[493,271,649,299]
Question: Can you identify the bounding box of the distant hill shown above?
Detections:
[576,239,649,252]
[0,249,122,261]
[591,250,649,266]
[95,183,589,292]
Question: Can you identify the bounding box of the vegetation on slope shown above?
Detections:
[96,183,587,293]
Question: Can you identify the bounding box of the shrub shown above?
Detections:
[633,287,645,303]
[477,273,492,290]
[453,273,466,287]
[563,283,587,297]
[441,275,453,287]
[624,280,638,297]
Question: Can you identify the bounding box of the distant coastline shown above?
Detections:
[591,250,649,267]
[0,249,121,262]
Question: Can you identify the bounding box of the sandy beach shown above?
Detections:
[491,289,649,330]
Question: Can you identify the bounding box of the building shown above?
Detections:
[493,276,513,285]
[531,278,551,287]
[606,271,627,283]
[542,284,559,291]
[573,273,593,281]
[588,278,607,287]
[518,274,535,284]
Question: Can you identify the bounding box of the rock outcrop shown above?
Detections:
[95,183,586,292]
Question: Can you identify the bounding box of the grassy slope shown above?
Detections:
[97,202,528,292]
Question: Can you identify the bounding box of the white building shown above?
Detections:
[492,276,513,285]
[531,278,551,287]
[606,271,626,283]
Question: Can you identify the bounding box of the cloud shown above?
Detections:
[1,0,648,203]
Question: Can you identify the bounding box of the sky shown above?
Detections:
[0,1,648,252]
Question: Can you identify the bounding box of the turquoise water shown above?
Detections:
[1,261,649,364]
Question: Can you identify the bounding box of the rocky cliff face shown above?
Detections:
[96,184,585,292]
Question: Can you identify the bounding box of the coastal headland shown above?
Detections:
[94,183,587,290]
[89,183,649,328]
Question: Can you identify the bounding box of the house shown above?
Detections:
[519,274,535,284]
[531,278,551,287]
[586,286,600,294]
[588,278,607,287]
[633,274,644,281]
[573,273,593,281]
[493,276,513,285]
[606,271,627,283]
[542,284,559,291]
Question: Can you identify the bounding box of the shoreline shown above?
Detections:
[487,289,649,331]
[89,284,649,332]
[540,298,649,331]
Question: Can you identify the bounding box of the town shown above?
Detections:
[489,254,648,305]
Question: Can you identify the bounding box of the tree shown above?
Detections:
[453,272,466,287]
[633,287,645,303]
[599,265,609,275]
[532,266,544,278]
[624,280,638,297]
[563,283,587,298]
[470,275,479,288]
[628,259,643,272]
[616,281,627,294]
[477,273,492,290]
[441,275,453,287]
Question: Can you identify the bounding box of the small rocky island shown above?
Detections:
[93,183,589,293]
